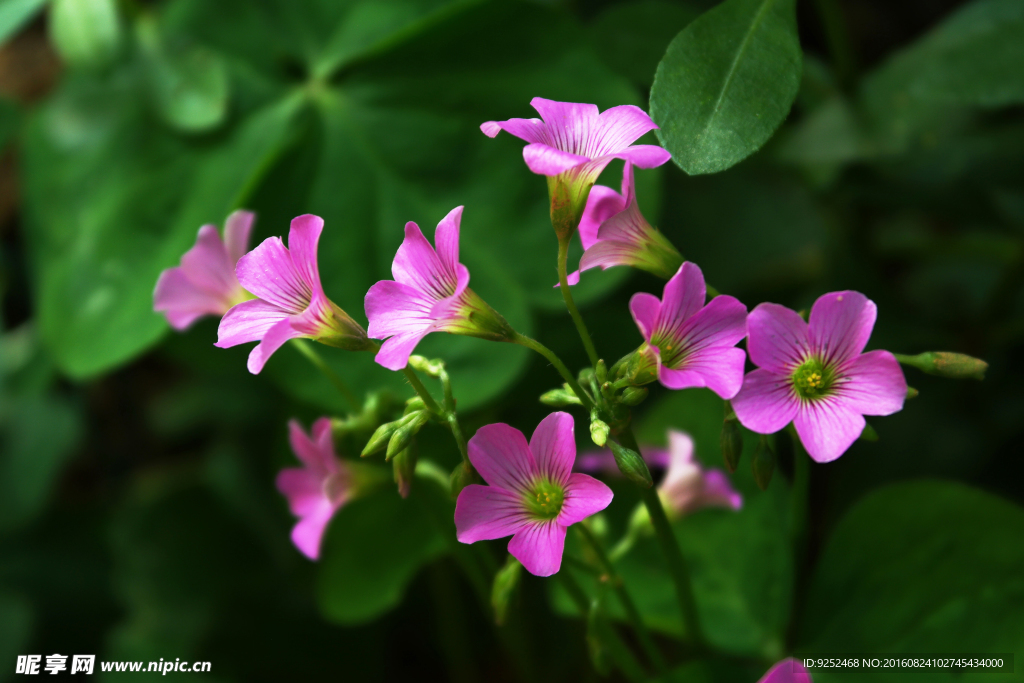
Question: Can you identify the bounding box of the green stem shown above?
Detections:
[401,366,443,415]
[290,339,360,411]
[619,426,704,646]
[512,332,594,412]
[577,525,668,677]
[438,367,470,468]
[811,0,857,90]
[557,236,600,367]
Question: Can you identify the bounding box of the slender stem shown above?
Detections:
[811,0,857,90]
[557,236,600,367]
[438,367,470,468]
[619,426,704,645]
[401,366,443,415]
[290,339,360,411]
[513,332,594,412]
[577,525,668,676]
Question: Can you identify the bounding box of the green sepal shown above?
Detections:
[752,437,776,491]
[491,556,522,626]
[609,441,653,489]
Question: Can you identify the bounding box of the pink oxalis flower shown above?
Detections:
[454,412,613,577]
[154,210,255,330]
[657,430,742,517]
[216,214,371,374]
[481,98,671,238]
[276,418,352,561]
[365,206,514,371]
[565,163,682,285]
[629,262,748,399]
[759,659,812,683]
[732,291,907,463]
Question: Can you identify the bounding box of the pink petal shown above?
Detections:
[154,267,229,330]
[557,473,613,526]
[179,225,236,296]
[288,418,333,474]
[658,262,707,333]
[215,298,289,348]
[247,316,304,374]
[276,468,326,517]
[523,143,589,176]
[392,222,458,299]
[659,430,698,495]
[530,98,600,151]
[578,183,626,250]
[794,398,865,463]
[758,658,812,683]
[374,331,430,371]
[433,206,463,276]
[746,303,810,373]
[528,412,576,485]
[454,485,530,543]
[839,350,907,416]
[678,294,748,351]
[809,291,876,365]
[732,368,800,434]
[235,236,310,314]
[579,240,636,273]
[224,210,255,264]
[467,423,537,495]
[664,346,746,399]
[592,104,659,157]
[613,145,672,169]
[286,214,325,296]
[365,280,436,340]
[508,520,567,577]
[479,117,546,143]
[700,470,743,510]
[629,292,662,341]
[290,499,337,561]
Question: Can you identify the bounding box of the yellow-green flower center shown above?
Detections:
[524,479,565,521]
[792,357,835,400]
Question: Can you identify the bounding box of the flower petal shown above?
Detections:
[794,397,865,463]
[530,98,600,151]
[224,210,255,264]
[612,144,672,169]
[629,292,662,341]
[758,659,812,683]
[454,485,530,543]
[468,423,537,494]
[839,349,907,416]
[480,117,546,143]
[523,143,589,176]
[592,104,658,156]
[247,316,304,374]
[290,499,337,561]
[809,291,876,365]
[659,346,746,398]
[746,303,810,373]
[508,520,567,577]
[732,368,800,434]
[434,206,463,277]
[179,225,235,296]
[215,298,289,348]
[235,236,310,313]
[288,418,332,474]
[374,331,431,371]
[286,214,325,296]
[392,222,458,299]
[557,473,613,526]
[154,267,229,330]
[700,470,743,510]
[276,468,326,518]
[578,183,626,250]
[678,294,748,351]
[529,412,576,485]
[365,280,436,339]
[658,262,707,337]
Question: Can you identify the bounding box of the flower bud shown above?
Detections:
[622,344,659,386]
[906,386,919,400]
[386,411,430,460]
[408,355,445,378]
[751,437,775,491]
[392,445,417,499]
[449,462,477,498]
[362,420,400,457]
[720,417,743,473]
[860,423,879,442]
[609,441,653,489]
[896,351,987,380]
[590,412,610,447]
[619,387,648,406]
[491,556,522,626]
[540,385,583,407]
[595,359,608,384]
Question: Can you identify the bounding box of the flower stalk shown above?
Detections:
[557,236,601,368]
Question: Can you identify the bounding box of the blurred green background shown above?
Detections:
[0,0,1022,681]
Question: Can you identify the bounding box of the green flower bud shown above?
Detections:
[386,411,429,460]
[895,351,988,380]
[595,359,608,384]
[720,417,743,473]
[491,556,522,626]
[540,385,583,407]
[590,412,610,447]
[405,396,426,412]
[449,462,477,499]
[362,420,400,457]
[408,355,445,378]
[619,386,648,406]
[392,445,417,499]
[609,441,653,489]
[906,385,919,400]
[752,437,776,491]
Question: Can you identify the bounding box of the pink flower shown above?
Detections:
[276,418,351,561]
[759,659,812,683]
[153,210,255,330]
[365,206,514,371]
[481,98,670,238]
[629,262,748,399]
[657,430,741,517]
[564,163,681,285]
[216,214,371,374]
[454,412,613,577]
[732,292,907,463]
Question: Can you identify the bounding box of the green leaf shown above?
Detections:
[0,0,47,46]
[317,488,447,624]
[48,0,122,70]
[799,480,1024,682]
[650,0,802,175]
[23,80,302,378]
